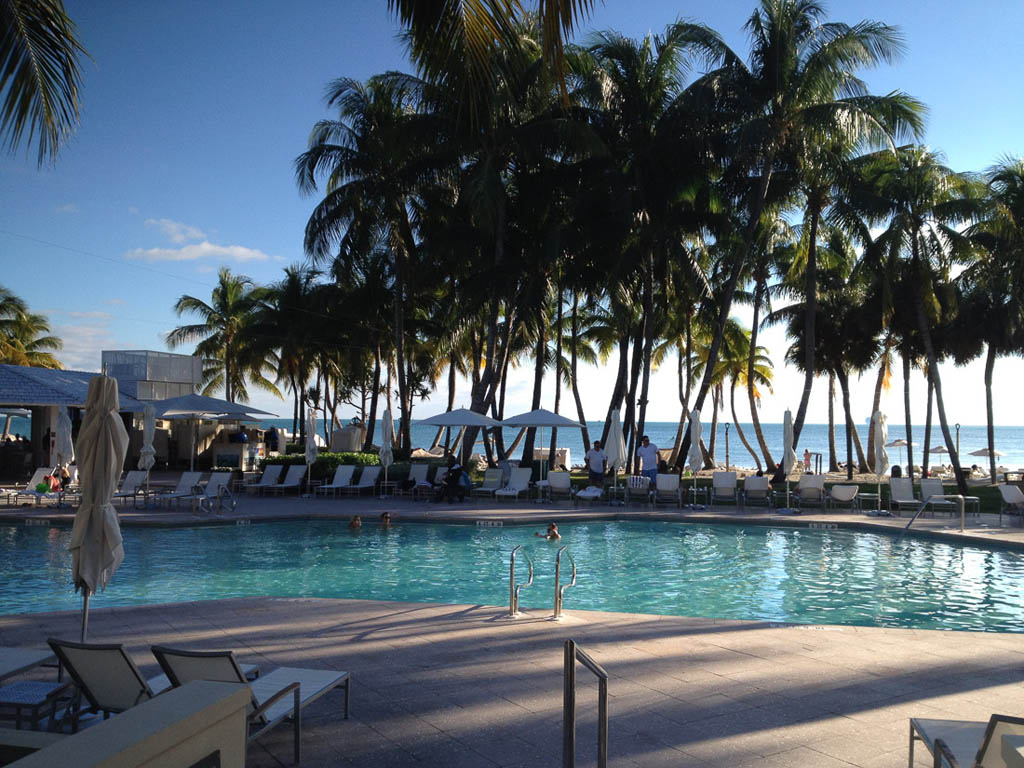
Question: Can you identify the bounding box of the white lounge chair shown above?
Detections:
[827,484,859,511]
[710,471,738,507]
[151,645,347,765]
[342,465,380,496]
[909,713,1024,768]
[889,477,920,515]
[742,476,772,507]
[268,464,307,495]
[653,474,681,507]
[546,471,573,503]
[471,468,503,498]
[626,475,651,506]
[6,466,57,505]
[401,463,433,498]
[159,471,203,506]
[996,484,1024,527]
[494,468,532,501]
[793,474,825,508]
[112,470,147,505]
[246,465,283,495]
[317,465,355,498]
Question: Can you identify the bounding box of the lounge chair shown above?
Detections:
[827,484,859,511]
[653,474,681,507]
[6,467,58,505]
[471,468,503,498]
[158,471,202,507]
[889,477,920,515]
[909,713,1024,768]
[793,474,826,508]
[317,465,355,498]
[112,470,147,505]
[546,471,573,503]
[742,476,772,507]
[626,475,651,506]
[246,464,282,495]
[267,464,307,495]
[151,645,350,765]
[919,477,956,517]
[342,466,380,496]
[996,485,1024,527]
[710,471,738,507]
[400,463,432,499]
[494,468,532,501]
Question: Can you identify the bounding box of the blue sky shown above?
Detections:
[2,0,1023,426]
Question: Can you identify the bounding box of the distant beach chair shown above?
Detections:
[653,474,681,507]
[546,471,573,503]
[317,465,355,498]
[827,484,859,511]
[268,464,308,495]
[793,474,825,508]
[909,713,1024,768]
[342,465,381,496]
[471,468,503,498]
[246,465,282,495]
[112,470,147,505]
[888,477,919,515]
[494,468,532,502]
[996,484,1024,527]
[742,476,772,507]
[710,471,738,507]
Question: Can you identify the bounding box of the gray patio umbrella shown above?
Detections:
[154,393,276,470]
[686,410,703,507]
[138,403,156,497]
[968,448,1004,458]
[417,408,502,428]
[781,409,797,510]
[55,407,74,467]
[379,410,394,496]
[872,411,889,514]
[69,375,129,641]
[605,409,626,500]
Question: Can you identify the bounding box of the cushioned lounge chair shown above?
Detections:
[996,484,1024,527]
[626,475,651,506]
[889,477,920,515]
[793,474,825,508]
[909,713,1024,768]
[710,471,738,507]
[267,464,307,495]
[317,465,355,498]
[151,645,350,765]
[742,476,772,507]
[919,477,957,517]
[546,471,573,503]
[471,468,503,498]
[342,466,380,496]
[494,468,532,501]
[246,465,282,495]
[827,484,859,511]
[653,474,681,507]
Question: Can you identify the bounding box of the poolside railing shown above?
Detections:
[553,546,576,620]
[508,545,533,617]
[563,639,608,768]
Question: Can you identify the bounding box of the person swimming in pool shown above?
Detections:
[380,511,393,528]
[535,523,560,540]
[349,515,362,529]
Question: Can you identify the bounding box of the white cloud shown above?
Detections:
[127,241,270,263]
[145,217,206,244]
[104,298,126,306]
[55,203,78,214]
[52,322,115,371]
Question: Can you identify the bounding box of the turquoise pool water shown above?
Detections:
[2,521,1022,632]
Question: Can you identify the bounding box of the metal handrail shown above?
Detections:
[553,546,576,620]
[217,484,237,513]
[897,494,965,543]
[563,639,608,768]
[508,545,534,617]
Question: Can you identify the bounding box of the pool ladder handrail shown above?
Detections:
[553,546,576,620]
[896,494,965,544]
[508,545,534,617]
[563,638,608,768]
[217,483,237,513]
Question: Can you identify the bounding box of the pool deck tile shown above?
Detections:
[3,596,1024,767]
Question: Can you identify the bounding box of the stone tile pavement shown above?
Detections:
[3,596,1023,767]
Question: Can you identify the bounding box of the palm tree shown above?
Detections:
[166,267,264,403]
[681,0,922,463]
[1,0,87,164]
[0,284,62,367]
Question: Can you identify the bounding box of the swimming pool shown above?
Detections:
[2,521,1022,632]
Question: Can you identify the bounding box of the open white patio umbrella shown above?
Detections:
[304,408,318,497]
[781,409,797,510]
[502,409,583,480]
[69,375,129,641]
[379,410,394,497]
[605,409,626,502]
[55,407,74,468]
[872,411,889,515]
[137,403,156,498]
[686,410,703,507]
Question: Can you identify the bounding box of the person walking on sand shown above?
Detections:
[803,448,812,472]
[585,441,607,488]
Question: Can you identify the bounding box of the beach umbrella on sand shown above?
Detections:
[782,409,797,510]
[872,411,889,515]
[686,411,703,508]
[379,410,394,497]
[605,410,626,501]
[885,438,914,469]
[304,408,318,497]
[968,447,1004,458]
[137,404,156,498]
[69,376,129,641]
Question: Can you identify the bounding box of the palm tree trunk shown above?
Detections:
[521,317,546,467]
[792,198,821,443]
[224,339,233,403]
[852,422,868,473]
[636,252,655,443]
[569,294,590,451]
[747,276,776,471]
[731,380,760,470]
[706,387,720,469]
[984,344,997,483]
[363,347,381,451]
[837,368,855,480]
[922,372,934,477]
[670,341,688,467]
[549,285,563,463]
[902,350,914,481]
[623,324,644,473]
[601,333,630,446]
[828,374,839,472]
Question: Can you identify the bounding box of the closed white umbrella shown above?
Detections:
[304,408,317,497]
[69,375,129,640]
[55,407,74,467]
[872,411,889,515]
[379,410,394,497]
[687,410,703,507]
[782,409,797,510]
[138,403,156,501]
[605,409,626,502]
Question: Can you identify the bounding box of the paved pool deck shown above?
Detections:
[2,495,1023,766]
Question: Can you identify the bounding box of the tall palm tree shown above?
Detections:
[1,0,87,164]
[0,284,62,367]
[167,267,264,403]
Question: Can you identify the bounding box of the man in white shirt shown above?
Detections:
[636,435,659,484]
[584,440,607,487]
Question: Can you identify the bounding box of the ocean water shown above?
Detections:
[8,414,1017,470]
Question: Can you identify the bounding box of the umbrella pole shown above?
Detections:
[81,588,90,642]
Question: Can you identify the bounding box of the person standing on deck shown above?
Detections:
[636,435,659,485]
[585,441,607,488]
